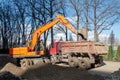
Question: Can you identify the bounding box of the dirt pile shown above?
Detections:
[0,62,48,80]
[0,63,26,77]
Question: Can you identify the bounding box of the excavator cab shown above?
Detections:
[27,39,44,55]
[35,40,44,55]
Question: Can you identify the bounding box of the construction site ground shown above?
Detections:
[0,56,120,80]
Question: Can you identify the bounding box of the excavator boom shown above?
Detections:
[30,14,85,51]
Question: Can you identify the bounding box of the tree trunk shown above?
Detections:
[85,0,89,40]
[50,13,53,48]
[44,32,47,52]
[2,37,8,49]
[65,27,68,41]
[50,0,54,48]
[94,30,99,42]
[93,0,99,42]
[77,15,80,41]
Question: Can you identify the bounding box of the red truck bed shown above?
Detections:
[50,41,108,55]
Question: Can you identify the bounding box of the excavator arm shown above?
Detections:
[30,14,86,51]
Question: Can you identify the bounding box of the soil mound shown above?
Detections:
[1,63,26,77]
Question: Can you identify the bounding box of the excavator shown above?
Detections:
[9,14,86,67]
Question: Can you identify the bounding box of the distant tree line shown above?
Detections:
[104,31,120,61]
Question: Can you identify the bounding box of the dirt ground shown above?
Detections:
[0,62,104,80]
[22,64,104,80]
[0,56,120,80]
[88,61,120,77]
[0,56,104,80]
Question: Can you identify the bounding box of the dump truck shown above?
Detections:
[50,41,108,69]
[9,14,86,68]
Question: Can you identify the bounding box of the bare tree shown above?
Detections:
[13,0,28,45]
[68,0,119,41]
[91,0,119,41]
[0,1,13,48]
[82,0,93,40]
[69,0,83,41]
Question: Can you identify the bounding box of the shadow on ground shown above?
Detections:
[21,63,104,80]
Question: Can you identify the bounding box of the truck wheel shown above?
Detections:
[58,54,62,62]
[68,57,78,67]
[95,56,103,67]
[78,59,86,69]
[99,56,103,65]
[20,59,30,68]
[83,58,91,69]
[73,57,79,67]
[51,55,57,64]
[68,57,75,67]
[78,58,91,69]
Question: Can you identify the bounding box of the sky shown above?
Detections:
[110,23,120,40]
[100,22,120,41]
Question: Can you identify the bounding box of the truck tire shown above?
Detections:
[51,55,57,64]
[99,56,103,65]
[78,58,91,69]
[68,57,78,67]
[73,57,79,67]
[83,58,91,69]
[58,53,62,62]
[68,57,75,67]
[95,56,103,67]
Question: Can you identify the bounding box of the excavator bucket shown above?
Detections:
[78,28,87,40]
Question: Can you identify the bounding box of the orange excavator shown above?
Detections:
[9,14,86,67]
